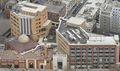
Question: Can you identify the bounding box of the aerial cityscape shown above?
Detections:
[0,0,120,71]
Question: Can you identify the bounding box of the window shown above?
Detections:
[41,28,46,31]
[29,63,34,68]
[39,22,41,24]
[76,48,80,50]
[58,62,62,69]
[14,65,19,68]
[40,65,43,69]
[71,48,75,50]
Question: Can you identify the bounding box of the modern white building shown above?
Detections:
[110,6,120,34]
[53,53,67,70]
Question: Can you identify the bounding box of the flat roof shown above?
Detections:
[66,17,86,27]
[0,48,54,60]
[20,1,46,13]
[100,1,120,13]
[57,20,116,45]
[76,0,105,19]
[62,0,73,4]
[12,1,47,16]
[7,37,38,53]
[87,37,116,45]
[45,2,66,13]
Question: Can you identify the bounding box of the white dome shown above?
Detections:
[18,34,29,43]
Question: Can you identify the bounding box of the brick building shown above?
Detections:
[56,19,119,69]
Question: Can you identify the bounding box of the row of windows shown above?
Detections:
[11,21,19,28]
[21,11,35,16]
[10,14,19,21]
[70,47,115,50]
[11,28,20,36]
[35,18,41,22]
[70,50,115,53]
[70,53,115,57]
[36,28,46,33]
[70,58,115,63]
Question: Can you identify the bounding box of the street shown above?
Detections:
[64,0,87,19]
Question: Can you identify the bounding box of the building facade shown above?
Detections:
[53,53,67,70]
[99,4,111,34]
[110,6,120,34]
[0,51,53,69]
[10,1,52,41]
[56,19,119,69]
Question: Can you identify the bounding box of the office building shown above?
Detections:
[99,1,120,34]
[56,19,119,69]
[10,1,52,41]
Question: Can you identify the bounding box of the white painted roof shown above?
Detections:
[87,37,116,45]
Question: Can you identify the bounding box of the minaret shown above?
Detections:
[44,38,48,57]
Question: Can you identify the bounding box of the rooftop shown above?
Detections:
[100,1,120,14]
[100,3,112,13]
[12,1,47,16]
[76,0,105,20]
[66,17,86,27]
[62,0,73,5]
[7,37,38,53]
[0,48,54,60]
[57,20,116,45]
[44,2,65,13]
[0,42,56,60]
